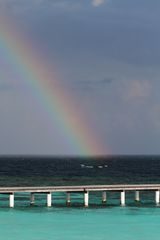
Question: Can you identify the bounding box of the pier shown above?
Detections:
[0,184,160,207]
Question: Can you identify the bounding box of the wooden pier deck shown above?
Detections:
[0,184,160,207]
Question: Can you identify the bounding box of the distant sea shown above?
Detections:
[1,155,160,186]
[0,155,160,240]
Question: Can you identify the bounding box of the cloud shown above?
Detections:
[150,105,160,131]
[72,78,113,91]
[100,78,113,84]
[92,0,105,7]
[126,80,151,100]
[0,84,14,91]
[0,0,82,13]
[0,81,31,93]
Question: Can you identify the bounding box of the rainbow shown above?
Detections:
[0,12,107,155]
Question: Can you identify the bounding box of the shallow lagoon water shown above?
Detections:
[1,204,160,240]
[0,191,160,240]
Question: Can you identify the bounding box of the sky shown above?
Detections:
[0,0,160,155]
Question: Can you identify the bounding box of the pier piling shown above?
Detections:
[84,191,89,207]
[155,190,160,204]
[120,190,125,206]
[30,193,35,205]
[9,193,14,208]
[47,192,52,207]
[102,191,107,204]
[135,191,140,202]
[66,192,71,206]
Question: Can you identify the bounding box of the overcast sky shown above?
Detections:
[0,0,160,155]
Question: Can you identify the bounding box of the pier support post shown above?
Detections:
[84,191,89,207]
[66,192,71,206]
[30,193,35,205]
[135,191,140,202]
[120,191,125,206]
[47,192,52,207]
[102,191,107,204]
[9,193,14,208]
[155,190,160,205]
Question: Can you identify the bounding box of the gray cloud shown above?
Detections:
[1,0,160,154]
[72,78,113,91]
[0,84,14,91]
[92,0,105,7]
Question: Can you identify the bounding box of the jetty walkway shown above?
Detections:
[0,184,160,207]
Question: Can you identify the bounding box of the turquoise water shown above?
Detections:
[0,192,160,240]
[1,157,160,239]
[1,205,160,240]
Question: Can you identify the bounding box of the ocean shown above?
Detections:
[0,156,160,240]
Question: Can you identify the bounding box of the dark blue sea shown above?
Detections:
[0,155,160,186]
[0,156,160,240]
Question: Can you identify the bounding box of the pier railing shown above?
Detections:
[0,184,160,207]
